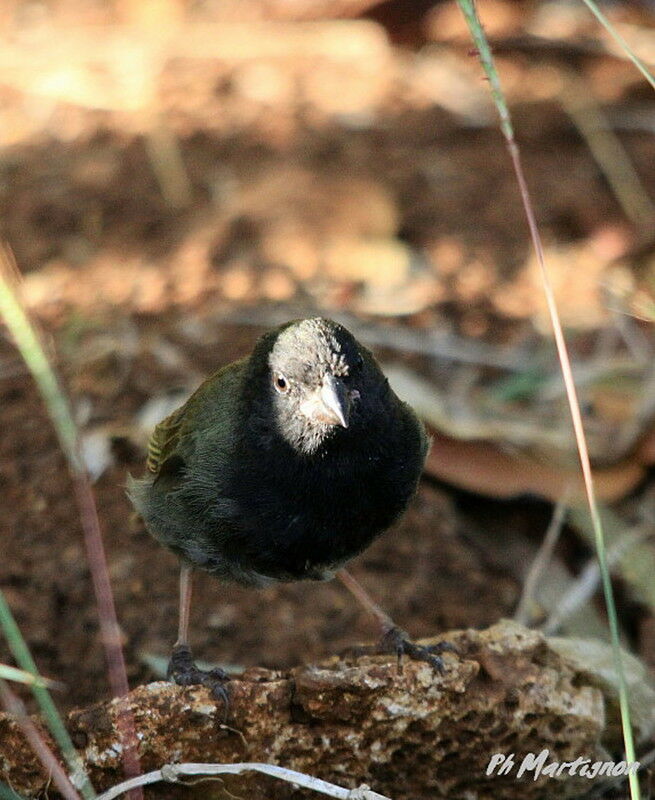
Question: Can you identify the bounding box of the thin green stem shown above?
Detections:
[0,783,25,800]
[456,0,513,140]
[455,3,640,798]
[0,262,79,468]
[0,592,94,798]
[580,0,655,91]
[0,663,60,689]
[0,247,141,795]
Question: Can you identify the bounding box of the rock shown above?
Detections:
[0,620,634,799]
[549,636,655,743]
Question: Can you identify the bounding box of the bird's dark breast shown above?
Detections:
[222,425,424,583]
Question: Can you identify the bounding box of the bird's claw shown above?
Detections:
[167,644,231,710]
[377,627,456,675]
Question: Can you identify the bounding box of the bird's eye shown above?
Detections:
[273,373,289,394]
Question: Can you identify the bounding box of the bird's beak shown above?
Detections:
[320,373,350,428]
[300,373,350,428]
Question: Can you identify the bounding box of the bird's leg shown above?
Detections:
[177,560,193,646]
[337,569,455,674]
[167,564,230,705]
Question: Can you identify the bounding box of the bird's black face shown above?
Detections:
[266,318,372,455]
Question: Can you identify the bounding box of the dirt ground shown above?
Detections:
[0,320,520,712]
[1,0,655,795]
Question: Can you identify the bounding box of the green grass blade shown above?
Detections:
[0,259,79,468]
[580,0,655,91]
[0,783,25,800]
[0,592,95,798]
[456,1,513,140]
[0,249,141,791]
[0,663,59,689]
[455,3,640,798]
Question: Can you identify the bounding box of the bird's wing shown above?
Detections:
[145,357,248,479]
[146,403,188,475]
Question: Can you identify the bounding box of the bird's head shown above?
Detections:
[263,317,380,455]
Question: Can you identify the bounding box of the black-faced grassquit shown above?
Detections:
[129,317,446,696]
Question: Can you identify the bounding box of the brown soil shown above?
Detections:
[0,3,654,795]
[0,320,518,712]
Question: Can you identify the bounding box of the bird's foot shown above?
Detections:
[377,627,457,675]
[167,644,230,708]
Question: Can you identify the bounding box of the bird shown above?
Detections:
[129,317,448,698]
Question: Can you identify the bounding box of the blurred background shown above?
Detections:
[2,0,655,722]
